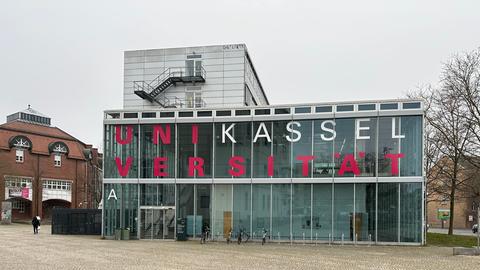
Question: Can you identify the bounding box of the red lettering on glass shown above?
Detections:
[153,157,168,177]
[228,156,245,177]
[153,125,171,145]
[268,155,274,176]
[115,125,133,145]
[385,153,405,176]
[115,157,133,177]
[189,157,204,177]
[337,153,361,176]
[297,155,315,176]
[192,125,198,144]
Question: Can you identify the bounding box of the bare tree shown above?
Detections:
[425,76,476,234]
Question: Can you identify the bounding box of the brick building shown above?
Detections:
[0,106,102,222]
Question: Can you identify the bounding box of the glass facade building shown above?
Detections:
[102,100,424,244]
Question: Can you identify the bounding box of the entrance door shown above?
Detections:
[185,60,202,77]
[140,207,175,240]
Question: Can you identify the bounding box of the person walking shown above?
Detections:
[262,228,268,245]
[31,216,39,234]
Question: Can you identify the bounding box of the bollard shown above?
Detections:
[368,234,372,247]
[303,232,305,245]
[217,232,219,241]
[253,232,256,240]
[290,234,293,245]
[328,233,331,246]
[355,233,358,246]
[341,233,344,246]
[315,233,318,246]
[278,232,280,244]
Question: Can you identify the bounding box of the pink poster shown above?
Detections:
[21,188,29,199]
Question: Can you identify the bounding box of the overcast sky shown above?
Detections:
[1,0,479,151]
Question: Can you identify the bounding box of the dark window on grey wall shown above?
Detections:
[380,103,398,110]
[336,105,354,112]
[142,112,156,118]
[124,113,138,118]
[255,109,270,115]
[179,112,194,117]
[275,108,290,114]
[295,107,311,114]
[315,106,332,113]
[160,112,174,118]
[197,111,212,117]
[235,110,251,116]
[358,104,376,111]
[216,111,231,116]
[402,102,421,109]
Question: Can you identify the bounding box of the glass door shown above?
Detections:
[140,207,175,240]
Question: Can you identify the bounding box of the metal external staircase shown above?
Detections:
[133,67,206,107]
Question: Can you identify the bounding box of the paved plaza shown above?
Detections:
[0,223,478,270]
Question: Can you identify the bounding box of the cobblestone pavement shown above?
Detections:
[0,223,478,270]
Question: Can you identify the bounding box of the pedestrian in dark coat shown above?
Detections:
[32,216,39,234]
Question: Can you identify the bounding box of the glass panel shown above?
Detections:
[252,122,271,178]
[233,184,251,237]
[178,124,194,178]
[334,119,355,177]
[235,109,250,116]
[400,183,422,242]
[272,184,291,239]
[336,105,354,112]
[400,116,422,176]
[196,184,211,237]
[293,120,313,178]
[358,104,376,111]
[122,184,138,237]
[179,111,193,117]
[378,117,400,176]
[315,106,332,113]
[255,109,270,115]
[402,102,421,109]
[292,184,311,240]
[355,118,377,177]
[252,184,271,238]
[313,120,334,178]
[212,184,233,240]
[377,183,398,242]
[312,183,332,240]
[380,103,398,110]
[103,183,121,237]
[140,124,175,178]
[177,184,195,237]
[294,107,311,114]
[274,108,290,114]
[214,123,233,178]
[333,184,354,240]
[355,183,376,241]
[197,111,212,117]
[196,124,213,178]
[185,60,194,76]
[216,111,231,116]
[104,125,138,178]
[273,121,290,178]
[140,184,175,206]
[234,122,252,178]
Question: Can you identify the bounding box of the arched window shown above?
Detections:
[48,142,69,167]
[48,141,69,155]
[8,135,32,150]
[8,135,32,163]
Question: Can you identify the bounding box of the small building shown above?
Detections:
[0,106,102,222]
